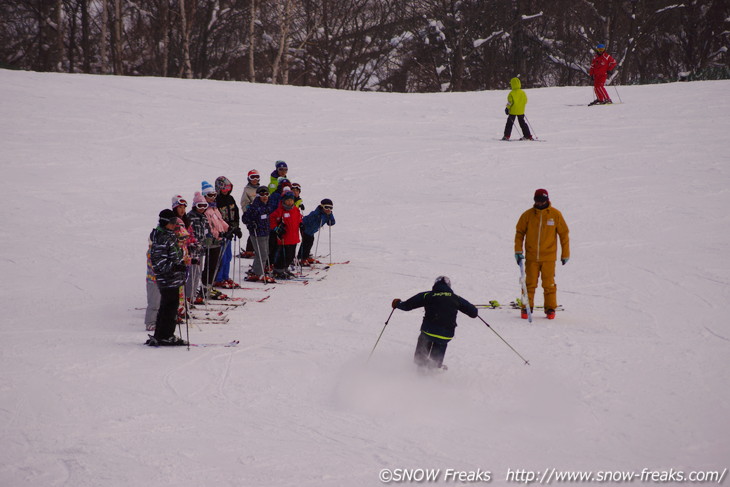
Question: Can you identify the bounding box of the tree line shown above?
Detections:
[1,0,727,92]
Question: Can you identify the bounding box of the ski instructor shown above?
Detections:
[391,276,478,371]
[514,189,570,320]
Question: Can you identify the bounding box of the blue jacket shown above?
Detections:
[241,197,271,237]
[301,206,336,236]
[396,280,478,341]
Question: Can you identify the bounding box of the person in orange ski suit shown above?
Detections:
[514,189,570,319]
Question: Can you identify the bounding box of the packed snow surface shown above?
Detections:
[1,70,729,486]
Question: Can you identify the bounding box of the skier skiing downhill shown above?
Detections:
[589,43,617,105]
[391,276,478,371]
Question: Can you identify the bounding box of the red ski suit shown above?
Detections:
[269,204,302,245]
[589,52,617,102]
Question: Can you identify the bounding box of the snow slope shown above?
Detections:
[1,70,729,486]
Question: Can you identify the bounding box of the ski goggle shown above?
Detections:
[204,192,217,198]
[249,175,260,180]
[175,199,187,206]
[195,203,209,210]
[257,192,270,197]
[322,205,333,210]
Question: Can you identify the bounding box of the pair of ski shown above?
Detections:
[476,261,562,322]
[476,301,564,311]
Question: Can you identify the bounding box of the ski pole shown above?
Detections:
[367,308,396,363]
[477,315,530,365]
[328,224,332,266]
[314,228,321,261]
[612,84,623,104]
[524,115,538,140]
[183,272,190,351]
[251,226,264,280]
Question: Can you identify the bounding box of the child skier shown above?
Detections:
[298,198,335,265]
[200,181,229,297]
[268,160,290,193]
[502,77,533,141]
[588,43,617,105]
[146,209,189,347]
[269,191,302,279]
[240,170,261,258]
[241,185,275,283]
[186,192,214,303]
[214,176,241,288]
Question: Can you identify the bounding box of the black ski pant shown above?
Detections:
[154,286,180,340]
[504,114,531,138]
[414,332,448,368]
[275,244,296,271]
[298,231,315,260]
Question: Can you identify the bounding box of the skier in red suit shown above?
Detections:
[588,44,617,105]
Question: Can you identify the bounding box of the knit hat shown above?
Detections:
[158,209,177,227]
[434,275,452,287]
[248,170,260,180]
[282,191,296,201]
[201,180,216,196]
[275,160,288,170]
[192,191,207,207]
[256,186,270,196]
[277,178,291,190]
[596,43,605,51]
[171,195,187,209]
[291,182,301,192]
[215,176,232,194]
[320,198,333,207]
[534,188,549,202]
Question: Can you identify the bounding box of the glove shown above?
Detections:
[504,107,510,115]
[515,252,524,265]
[233,228,243,239]
[391,298,401,309]
[561,257,569,265]
[274,223,286,238]
[299,203,305,212]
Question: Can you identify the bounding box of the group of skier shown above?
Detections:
[502,43,617,140]
[145,160,336,346]
[145,43,593,360]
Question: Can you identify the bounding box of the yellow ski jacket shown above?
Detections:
[514,205,570,262]
[506,77,528,115]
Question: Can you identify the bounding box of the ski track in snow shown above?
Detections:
[1,71,729,486]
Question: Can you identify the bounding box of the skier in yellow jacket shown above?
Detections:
[514,189,570,319]
[502,77,533,141]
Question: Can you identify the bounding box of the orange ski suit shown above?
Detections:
[514,205,570,310]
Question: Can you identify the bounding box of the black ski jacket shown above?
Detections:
[396,281,478,341]
[216,192,240,231]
